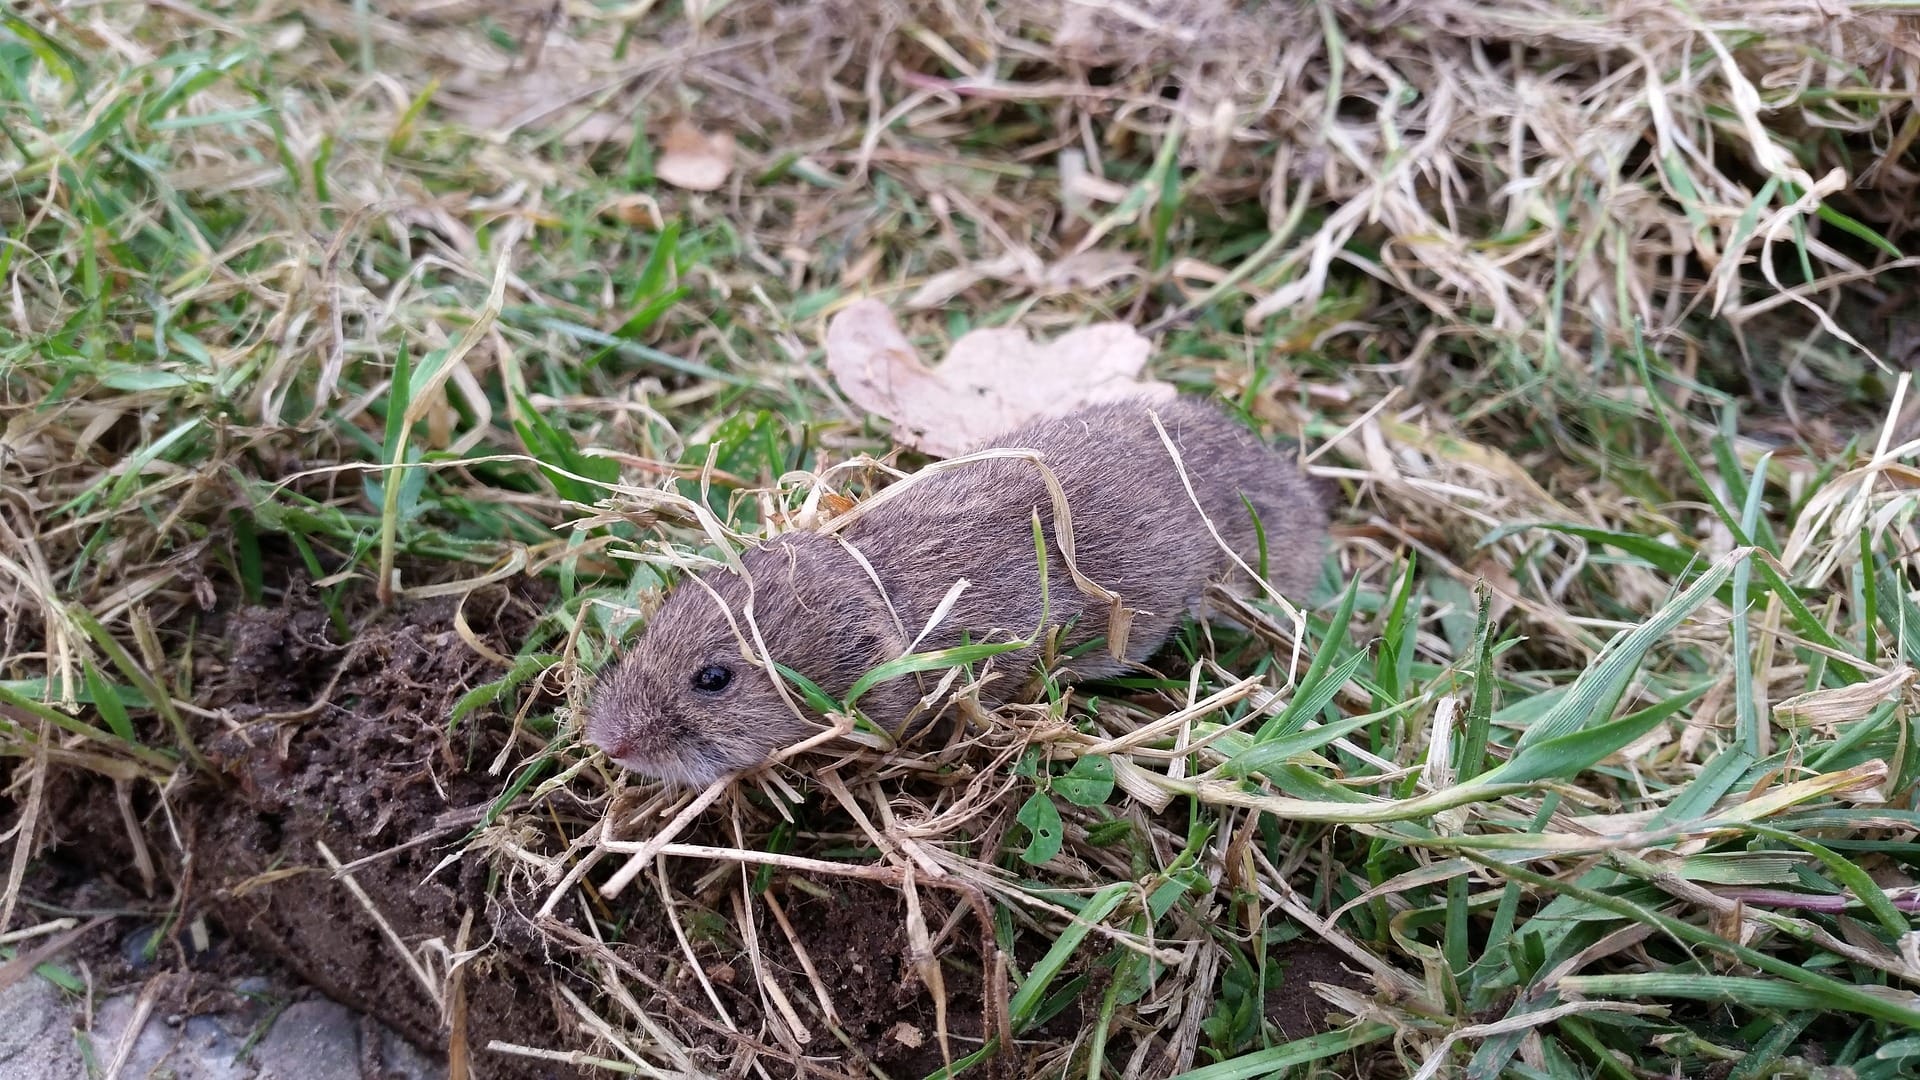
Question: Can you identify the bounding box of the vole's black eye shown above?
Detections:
[692,664,733,693]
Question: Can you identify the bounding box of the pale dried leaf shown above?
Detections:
[1044,250,1140,290]
[825,299,1175,458]
[656,121,735,192]
[387,0,515,25]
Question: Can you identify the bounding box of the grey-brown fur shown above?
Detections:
[585,397,1329,786]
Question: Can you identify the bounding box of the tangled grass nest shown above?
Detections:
[8,0,1920,1077]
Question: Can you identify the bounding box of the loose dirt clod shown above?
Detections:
[197,588,587,1079]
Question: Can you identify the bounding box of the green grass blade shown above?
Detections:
[1516,547,1743,750]
[1475,852,1920,1029]
[1008,882,1129,1032]
[1746,824,1911,939]
[1559,973,1873,1011]
[374,340,416,605]
[1631,339,1860,684]
[1457,581,1496,780]
[1485,521,1696,578]
[81,658,136,743]
[1481,682,1708,786]
[1257,575,1363,743]
[844,640,1029,708]
[0,683,173,770]
[1730,451,1772,754]
[66,605,204,772]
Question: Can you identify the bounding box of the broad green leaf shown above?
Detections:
[1016,792,1063,865]
[81,658,136,743]
[1054,755,1114,807]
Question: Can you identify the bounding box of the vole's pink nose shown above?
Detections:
[591,727,635,760]
[583,711,634,759]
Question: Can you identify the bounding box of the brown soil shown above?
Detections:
[776,880,985,1076]
[34,579,590,1079]
[1265,940,1368,1043]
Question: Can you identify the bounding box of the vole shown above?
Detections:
[585,397,1329,787]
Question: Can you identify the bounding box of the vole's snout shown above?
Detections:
[587,705,719,787]
[584,664,741,788]
[584,666,664,769]
[586,718,641,766]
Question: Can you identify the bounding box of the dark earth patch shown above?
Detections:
[10,846,309,1025]
[1264,939,1369,1043]
[777,879,988,1077]
[175,584,590,1078]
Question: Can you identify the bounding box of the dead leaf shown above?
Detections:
[1060,148,1128,210]
[386,0,516,25]
[1776,665,1915,730]
[1044,250,1141,290]
[440,92,631,145]
[825,299,1175,458]
[839,247,883,288]
[656,121,735,192]
[596,195,664,229]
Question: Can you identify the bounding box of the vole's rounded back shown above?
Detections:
[587,397,1328,786]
